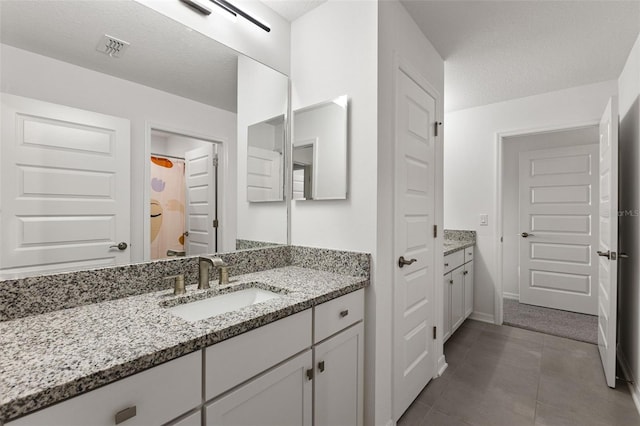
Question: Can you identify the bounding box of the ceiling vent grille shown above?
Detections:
[96,35,130,58]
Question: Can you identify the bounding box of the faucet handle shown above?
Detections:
[164,274,186,295]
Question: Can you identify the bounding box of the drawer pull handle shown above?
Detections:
[318,361,325,372]
[339,309,349,318]
[115,406,137,425]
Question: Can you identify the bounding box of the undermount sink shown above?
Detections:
[167,287,282,322]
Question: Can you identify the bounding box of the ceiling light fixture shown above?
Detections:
[179,0,270,32]
[210,0,270,32]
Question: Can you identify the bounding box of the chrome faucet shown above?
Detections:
[198,256,226,290]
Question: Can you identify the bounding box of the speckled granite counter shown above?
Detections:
[443,229,476,255]
[0,265,368,422]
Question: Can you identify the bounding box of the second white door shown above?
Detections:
[185,145,217,256]
[518,144,599,315]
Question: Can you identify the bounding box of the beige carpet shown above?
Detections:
[503,298,598,344]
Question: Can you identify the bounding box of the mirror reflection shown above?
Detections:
[0,0,288,278]
[246,115,285,202]
[292,95,348,201]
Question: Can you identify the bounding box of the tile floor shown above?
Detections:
[398,320,640,426]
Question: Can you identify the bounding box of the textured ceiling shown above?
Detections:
[401,0,640,112]
[0,0,239,112]
[260,0,327,21]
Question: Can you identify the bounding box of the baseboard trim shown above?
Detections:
[618,350,640,417]
[437,354,448,377]
[503,292,519,300]
[468,311,495,324]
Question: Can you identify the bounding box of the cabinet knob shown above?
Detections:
[339,309,349,318]
[115,406,137,425]
[463,271,468,275]
[444,263,449,267]
[449,280,453,284]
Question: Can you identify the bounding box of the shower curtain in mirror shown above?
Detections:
[150,156,185,260]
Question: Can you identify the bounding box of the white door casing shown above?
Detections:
[393,68,437,421]
[247,146,283,202]
[185,144,216,256]
[597,97,619,388]
[518,144,599,315]
[0,93,130,277]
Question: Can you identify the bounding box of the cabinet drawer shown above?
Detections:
[7,351,201,426]
[443,250,464,274]
[205,309,312,400]
[314,289,364,343]
[464,246,474,263]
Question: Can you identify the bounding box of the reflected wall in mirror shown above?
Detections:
[292,95,348,201]
[0,0,289,278]
[246,115,285,203]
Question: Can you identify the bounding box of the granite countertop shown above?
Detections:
[0,266,368,422]
[443,239,475,256]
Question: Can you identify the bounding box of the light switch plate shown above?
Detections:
[480,214,488,226]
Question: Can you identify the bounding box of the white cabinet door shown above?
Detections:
[206,350,312,426]
[464,260,474,318]
[450,267,465,333]
[443,274,452,342]
[314,323,364,426]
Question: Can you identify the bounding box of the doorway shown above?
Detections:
[498,125,600,342]
[146,128,221,260]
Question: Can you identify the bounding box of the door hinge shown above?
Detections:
[306,368,314,381]
[212,219,219,228]
[433,224,438,238]
[212,155,219,167]
[433,326,437,339]
[434,121,442,137]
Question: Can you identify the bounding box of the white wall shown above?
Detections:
[237,55,288,244]
[444,79,618,321]
[136,0,291,75]
[290,0,378,252]
[377,1,444,424]
[290,0,381,423]
[618,33,640,409]
[501,126,598,298]
[0,44,237,261]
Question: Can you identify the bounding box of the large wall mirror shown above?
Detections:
[292,95,348,201]
[0,0,288,279]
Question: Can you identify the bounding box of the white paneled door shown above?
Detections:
[393,68,437,421]
[247,146,283,202]
[597,97,619,388]
[518,144,599,315]
[0,93,130,276]
[185,145,217,256]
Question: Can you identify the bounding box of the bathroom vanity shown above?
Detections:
[442,230,476,342]
[0,246,369,426]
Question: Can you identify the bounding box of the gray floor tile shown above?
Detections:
[415,374,451,407]
[397,399,431,426]
[397,320,640,426]
[423,409,473,426]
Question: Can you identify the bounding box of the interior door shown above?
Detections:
[247,146,283,202]
[393,69,437,421]
[0,93,130,277]
[185,144,216,256]
[597,97,619,388]
[518,144,599,314]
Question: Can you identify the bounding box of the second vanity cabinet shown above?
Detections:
[443,247,474,342]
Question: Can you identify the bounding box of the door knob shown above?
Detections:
[398,256,417,268]
[597,250,611,259]
[110,242,128,251]
[521,232,534,238]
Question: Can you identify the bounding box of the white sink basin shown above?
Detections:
[168,287,281,322]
